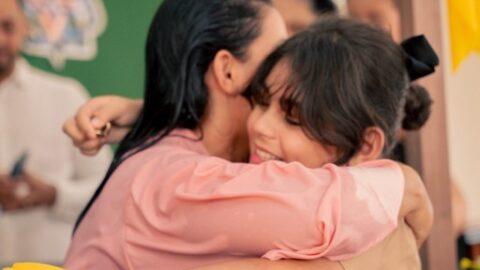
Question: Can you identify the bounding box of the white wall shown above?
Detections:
[441,0,480,230]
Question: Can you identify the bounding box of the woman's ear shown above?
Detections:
[210,49,240,95]
[349,127,385,165]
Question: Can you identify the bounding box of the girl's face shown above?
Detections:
[247,61,339,168]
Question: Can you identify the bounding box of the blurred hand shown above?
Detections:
[0,173,55,211]
[63,95,143,156]
[16,172,56,209]
[0,174,21,211]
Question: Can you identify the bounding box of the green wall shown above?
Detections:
[24,1,162,99]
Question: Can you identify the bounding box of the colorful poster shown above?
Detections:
[21,0,107,70]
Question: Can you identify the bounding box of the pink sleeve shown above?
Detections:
[125,148,404,261]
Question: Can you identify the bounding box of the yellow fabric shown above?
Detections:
[448,0,480,71]
[2,263,63,270]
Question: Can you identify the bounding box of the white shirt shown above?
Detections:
[0,59,112,264]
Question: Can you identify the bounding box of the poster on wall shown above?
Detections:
[20,0,108,70]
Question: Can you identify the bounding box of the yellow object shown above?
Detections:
[2,263,63,270]
[461,257,473,269]
[447,0,480,71]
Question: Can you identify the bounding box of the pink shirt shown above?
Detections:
[64,129,404,270]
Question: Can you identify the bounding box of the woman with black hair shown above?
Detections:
[63,1,430,269]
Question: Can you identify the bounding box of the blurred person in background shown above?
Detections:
[273,0,337,35]
[0,0,111,265]
[347,0,401,42]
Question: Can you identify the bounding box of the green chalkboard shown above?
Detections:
[24,1,162,99]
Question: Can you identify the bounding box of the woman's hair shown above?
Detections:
[249,17,432,165]
[74,0,272,231]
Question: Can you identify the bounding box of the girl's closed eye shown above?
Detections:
[280,99,301,126]
[284,112,300,126]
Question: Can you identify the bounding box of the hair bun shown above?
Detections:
[402,84,433,130]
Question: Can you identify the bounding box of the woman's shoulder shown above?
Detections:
[122,130,213,201]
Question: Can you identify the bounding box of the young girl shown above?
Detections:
[63,1,432,269]
[246,15,435,246]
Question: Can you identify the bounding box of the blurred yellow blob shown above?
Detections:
[2,263,63,270]
[448,0,480,71]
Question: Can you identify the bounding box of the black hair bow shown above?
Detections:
[401,35,439,81]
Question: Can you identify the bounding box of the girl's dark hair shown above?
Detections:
[402,84,432,130]
[74,0,272,232]
[249,17,431,165]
